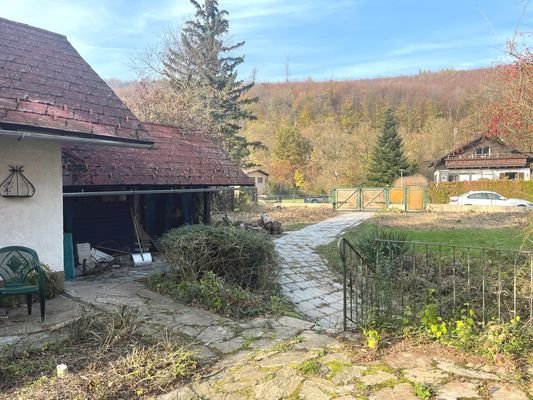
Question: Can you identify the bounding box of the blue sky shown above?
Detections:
[2,0,531,82]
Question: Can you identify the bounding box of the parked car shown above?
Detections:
[449,191,533,207]
[304,195,330,203]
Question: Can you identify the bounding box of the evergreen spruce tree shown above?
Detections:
[162,0,257,164]
[366,109,411,186]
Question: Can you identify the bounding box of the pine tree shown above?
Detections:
[366,109,411,186]
[162,0,257,164]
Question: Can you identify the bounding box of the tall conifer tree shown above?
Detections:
[366,109,411,186]
[162,0,256,164]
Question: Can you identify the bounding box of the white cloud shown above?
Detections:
[1,0,523,81]
[2,0,110,35]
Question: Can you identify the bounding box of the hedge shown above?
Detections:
[427,180,533,204]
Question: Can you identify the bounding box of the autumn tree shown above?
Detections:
[274,126,312,166]
[366,109,412,186]
[486,36,533,150]
[273,125,312,190]
[113,80,214,135]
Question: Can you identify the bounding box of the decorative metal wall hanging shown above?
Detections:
[0,165,36,197]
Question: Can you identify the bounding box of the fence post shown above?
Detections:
[338,238,347,331]
[404,186,408,212]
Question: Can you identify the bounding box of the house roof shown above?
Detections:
[431,134,529,168]
[0,18,151,145]
[244,168,269,176]
[62,122,255,187]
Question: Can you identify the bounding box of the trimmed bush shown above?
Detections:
[160,225,278,290]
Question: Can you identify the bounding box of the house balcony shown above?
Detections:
[444,153,529,168]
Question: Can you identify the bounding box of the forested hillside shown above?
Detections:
[112,67,527,194]
[239,68,498,193]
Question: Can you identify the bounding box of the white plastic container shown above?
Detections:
[132,252,152,267]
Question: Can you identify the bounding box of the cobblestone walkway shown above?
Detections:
[275,212,374,330]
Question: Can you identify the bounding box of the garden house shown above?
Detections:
[244,168,269,195]
[0,18,153,283]
[62,122,254,254]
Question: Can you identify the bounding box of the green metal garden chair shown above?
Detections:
[0,246,46,322]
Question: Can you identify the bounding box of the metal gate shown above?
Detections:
[361,188,386,210]
[333,187,426,211]
[334,188,361,210]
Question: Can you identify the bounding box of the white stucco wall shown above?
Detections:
[246,171,268,195]
[0,137,63,272]
[435,168,531,182]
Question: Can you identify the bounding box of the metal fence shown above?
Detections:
[333,187,427,212]
[339,238,533,331]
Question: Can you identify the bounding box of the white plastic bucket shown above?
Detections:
[132,252,152,267]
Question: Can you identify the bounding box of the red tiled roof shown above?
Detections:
[62,122,254,187]
[0,18,150,143]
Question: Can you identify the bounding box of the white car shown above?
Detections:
[449,191,533,207]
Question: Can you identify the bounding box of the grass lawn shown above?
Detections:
[317,219,532,271]
[349,222,530,249]
[279,198,305,204]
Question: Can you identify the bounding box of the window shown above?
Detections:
[486,193,503,201]
[500,172,524,181]
[474,146,491,157]
[257,177,263,184]
[467,193,486,200]
[447,174,458,182]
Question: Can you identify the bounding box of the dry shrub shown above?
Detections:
[68,305,140,351]
[160,225,278,289]
[0,308,197,400]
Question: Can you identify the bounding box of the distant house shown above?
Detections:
[0,18,153,282]
[244,168,269,195]
[431,135,532,182]
[63,122,254,249]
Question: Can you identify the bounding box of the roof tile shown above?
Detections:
[0,17,150,143]
[63,123,254,187]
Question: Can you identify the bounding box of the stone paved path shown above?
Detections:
[166,336,532,400]
[275,212,374,330]
[62,269,320,363]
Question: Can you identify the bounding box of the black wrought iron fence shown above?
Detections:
[339,238,533,331]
